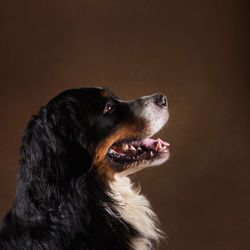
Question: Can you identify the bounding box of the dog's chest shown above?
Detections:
[108,176,161,250]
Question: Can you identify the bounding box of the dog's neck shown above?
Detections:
[108,175,163,250]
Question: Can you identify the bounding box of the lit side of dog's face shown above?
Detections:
[48,87,169,180]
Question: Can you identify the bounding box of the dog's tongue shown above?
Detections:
[141,138,170,150]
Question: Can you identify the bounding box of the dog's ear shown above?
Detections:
[69,127,94,175]
[17,105,93,206]
[45,104,94,176]
[44,98,94,175]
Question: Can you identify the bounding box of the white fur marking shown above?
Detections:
[108,176,164,250]
[129,94,169,136]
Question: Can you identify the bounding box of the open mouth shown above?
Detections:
[107,138,170,164]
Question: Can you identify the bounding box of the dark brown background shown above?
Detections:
[0,0,249,249]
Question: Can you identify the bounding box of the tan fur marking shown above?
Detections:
[100,90,110,98]
[94,120,151,179]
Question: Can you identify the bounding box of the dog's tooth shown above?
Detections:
[108,148,115,154]
[133,155,139,160]
[156,141,162,151]
[162,146,167,150]
[122,144,129,151]
[150,151,154,157]
[129,145,136,151]
[137,146,142,151]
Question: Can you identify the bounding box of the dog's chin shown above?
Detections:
[107,137,170,177]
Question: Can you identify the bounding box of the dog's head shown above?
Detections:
[24,87,169,182]
[92,88,170,179]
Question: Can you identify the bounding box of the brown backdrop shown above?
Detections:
[0,1,249,249]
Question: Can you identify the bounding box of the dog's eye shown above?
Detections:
[104,103,114,114]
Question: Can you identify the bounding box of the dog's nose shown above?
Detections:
[155,94,168,109]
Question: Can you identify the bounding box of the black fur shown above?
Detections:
[0,88,139,250]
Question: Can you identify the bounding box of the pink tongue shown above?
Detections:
[141,138,157,149]
[141,138,170,150]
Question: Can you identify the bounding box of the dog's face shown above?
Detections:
[48,87,169,180]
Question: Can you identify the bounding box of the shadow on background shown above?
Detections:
[0,1,249,249]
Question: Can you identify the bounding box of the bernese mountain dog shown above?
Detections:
[0,87,170,250]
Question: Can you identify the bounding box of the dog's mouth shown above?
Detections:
[107,137,170,164]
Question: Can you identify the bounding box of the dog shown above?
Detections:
[0,87,170,250]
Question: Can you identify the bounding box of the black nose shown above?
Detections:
[155,94,168,109]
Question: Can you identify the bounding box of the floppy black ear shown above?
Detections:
[16,102,93,206]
